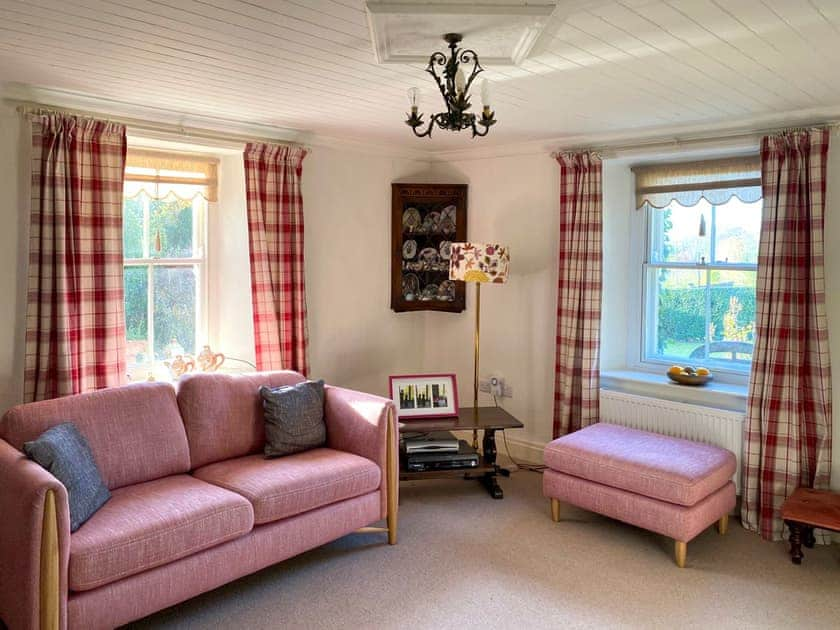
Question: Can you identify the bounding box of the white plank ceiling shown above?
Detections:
[0,0,839,152]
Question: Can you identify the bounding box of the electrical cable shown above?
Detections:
[492,395,548,474]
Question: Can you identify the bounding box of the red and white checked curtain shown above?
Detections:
[244,143,309,375]
[25,114,128,401]
[552,151,603,438]
[741,128,832,541]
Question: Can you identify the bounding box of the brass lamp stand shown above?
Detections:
[448,243,511,450]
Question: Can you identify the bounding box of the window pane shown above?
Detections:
[649,267,708,362]
[707,270,756,367]
[123,196,145,259]
[713,199,762,264]
[649,201,710,264]
[124,266,149,366]
[153,266,197,360]
[150,197,195,258]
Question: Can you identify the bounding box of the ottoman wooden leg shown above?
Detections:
[550,498,561,523]
[674,541,687,568]
[716,514,729,535]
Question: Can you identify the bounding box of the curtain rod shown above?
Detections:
[13,101,310,152]
[550,120,840,159]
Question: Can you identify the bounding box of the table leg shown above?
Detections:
[804,527,816,549]
[786,521,804,565]
[479,429,503,499]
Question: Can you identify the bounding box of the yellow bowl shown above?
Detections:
[667,371,713,386]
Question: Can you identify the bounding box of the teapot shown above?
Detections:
[197,345,225,372]
[164,354,195,379]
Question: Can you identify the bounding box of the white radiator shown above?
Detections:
[599,389,745,493]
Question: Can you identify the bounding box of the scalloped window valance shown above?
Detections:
[124,149,218,202]
[633,155,761,209]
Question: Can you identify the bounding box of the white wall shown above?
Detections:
[0,102,25,412]
[419,154,559,451]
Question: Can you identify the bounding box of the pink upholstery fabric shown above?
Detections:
[544,470,736,542]
[1,382,189,490]
[69,475,253,592]
[194,448,381,525]
[0,440,71,630]
[324,385,397,519]
[176,371,305,469]
[544,423,736,507]
[67,492,381,630]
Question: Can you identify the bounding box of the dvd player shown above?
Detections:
[404,439,480,472]
[403,431,459,454]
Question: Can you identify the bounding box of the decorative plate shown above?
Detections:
[402,239,417,260]
[441,205,456,223]
[418,247,440,264]
[438,280,455,300]
[439,240,452,260]
[421,211,441,234]
[421,284,439,300]
[402,208,421,231]
[402,273,420,297]
[440,217,456,235]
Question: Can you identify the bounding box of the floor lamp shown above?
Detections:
[449,243,510,448]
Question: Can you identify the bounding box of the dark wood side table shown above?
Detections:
[780,487,840,564]
[398,406,524,499]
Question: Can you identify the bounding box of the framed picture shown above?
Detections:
[388,373,459,420]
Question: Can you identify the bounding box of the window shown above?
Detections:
[634,156,762,374]
[122,150,217,379]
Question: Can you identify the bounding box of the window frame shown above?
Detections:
[122,191,209,380]
[628,199,759,385]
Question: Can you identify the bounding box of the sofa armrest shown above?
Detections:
[0,439,70,630]
[323,386,398,540]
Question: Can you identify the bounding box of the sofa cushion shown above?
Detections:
[261,380,326,457]
[193,448,381,525]
[24,423,111,532]
[1,382,190,490]
[177,371,306,469]
[543,423,736,507]
[69,475,253,591]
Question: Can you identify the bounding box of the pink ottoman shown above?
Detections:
[543,423,736,567]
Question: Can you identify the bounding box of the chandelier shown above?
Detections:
[405,33,497,139]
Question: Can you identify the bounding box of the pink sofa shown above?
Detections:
[0,371,398,629]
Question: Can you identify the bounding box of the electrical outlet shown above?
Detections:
[489,376,504,397]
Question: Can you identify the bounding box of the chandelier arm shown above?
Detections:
[459,49,484,97]
[471,120,491,138]
[426,52,449,103]
[410,114,439,138]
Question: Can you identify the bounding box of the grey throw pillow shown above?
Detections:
[23,422,111,532]
[260,380,326,458]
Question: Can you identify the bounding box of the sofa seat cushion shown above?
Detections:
[69,475,254,591]
[193,448,381,525]
[544,423,736,507]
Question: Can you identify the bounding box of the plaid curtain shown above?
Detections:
[244,143,309,375]
[552,151,603,438]
[25,114,127,401]
[741,128,832,541]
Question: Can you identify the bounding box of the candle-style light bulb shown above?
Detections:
[481,79,492,107]
[455,67,466,95]
[407,87,420,112]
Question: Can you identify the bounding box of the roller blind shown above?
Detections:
[633,155,761,209]
[124,149,218,202]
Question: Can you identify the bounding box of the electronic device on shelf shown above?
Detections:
[402,431,459,454]
[404,439,480,472]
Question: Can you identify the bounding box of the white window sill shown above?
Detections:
[600,370,747,413]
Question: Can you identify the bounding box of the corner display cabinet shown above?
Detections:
[391,183,467,313]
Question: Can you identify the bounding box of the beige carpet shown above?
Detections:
[128,471,840,630]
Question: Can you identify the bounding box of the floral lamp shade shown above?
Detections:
[449,243,510,284]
